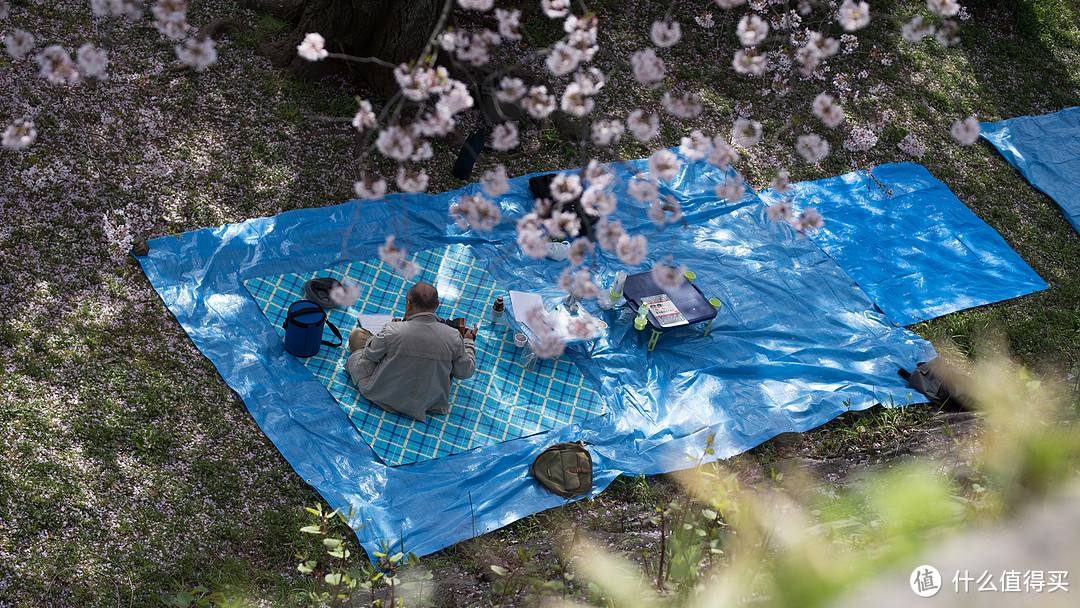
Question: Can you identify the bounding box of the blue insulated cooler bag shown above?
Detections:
[282,300,342,357]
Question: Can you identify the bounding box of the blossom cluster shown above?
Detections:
[1,0,219,151]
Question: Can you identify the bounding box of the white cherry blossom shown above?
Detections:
[354,174,387,200]
[541,0,570,19]
[679,130,711,161]
[902,15,935,42]
[732,49,767,75]
[329,280,362,309]
[631,48,665,87]
[708,139,740,167]
[796,133,830,163]
[2,118,36,151]
[595,219,627,251]
[591,119,624,146]
[812,93,845,128]
[396,167,429,193]
[5,29,35,60]
[652,260,687,291]
[457,0,494,11]
[521,86,556,119]
[838,1,871,32]
[648,149,681,182]
[737,15,769,47]
[175,37,217,71]
[715,178,746,203]
[375,125,415,161]
[650,21,681,48]
[627,110,660,142]
[77,44,109,80]
[495,8,522,39]
[731,118,763,148]
[951,116,981,145]
[796,208,825,231]
[490,123,519,151]
[36,45,79,85]
[297,33,328,61]
[482,165,509,198]
[550,173,583,203]
[770,170,792,193]
[352,100,376,131]
[927,0,960,18]
[628,177,660,202]
[615,234,648,265]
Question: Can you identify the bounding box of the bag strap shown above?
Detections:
[283,301,326,329]
[322,320,343,348]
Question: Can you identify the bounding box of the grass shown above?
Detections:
[0,0,1079,606]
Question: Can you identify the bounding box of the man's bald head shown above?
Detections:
[406,282,439,312]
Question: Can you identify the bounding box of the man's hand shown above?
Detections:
[463,323,478,341]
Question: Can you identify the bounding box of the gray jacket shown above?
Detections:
[345,312,476,422]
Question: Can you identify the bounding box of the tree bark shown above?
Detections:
[240,0,444,96]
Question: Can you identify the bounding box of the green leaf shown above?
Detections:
[305,505,323,517]
[702,508,717,519]
[325,572,343,586]
[323,538,342,548]
[543,580,566,591]
[490,564,510,577]
[704,447,715,455]
[300,525,322,534]
[389,552,404,564]
[297,561,315,574]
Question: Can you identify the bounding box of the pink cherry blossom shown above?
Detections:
[950,117,981,145]
[650,21,681,48]
[4,29,34,59]
[481,165,509,198]
[297,33,328,61]
[2,118,36,151]
[627,110,660,142]
[615,234,648,265]
[647,149,681,182]
[631,48,665,87]
[838,1,871,32]
[353,175,387,200]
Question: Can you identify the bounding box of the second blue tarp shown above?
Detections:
[981,107,1080,235]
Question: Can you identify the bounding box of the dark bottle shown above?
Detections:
[491,296,505,326]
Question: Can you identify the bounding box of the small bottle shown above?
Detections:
[633,303,649,330]
[490,295,505,326]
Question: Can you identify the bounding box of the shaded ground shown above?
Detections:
[381,408,985,608]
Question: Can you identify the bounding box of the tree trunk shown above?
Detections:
[240,0,444,96]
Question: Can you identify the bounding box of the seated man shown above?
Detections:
[345,282,478,422]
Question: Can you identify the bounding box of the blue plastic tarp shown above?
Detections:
[137,157,953,559]
[981,107,1080,234]
[760,163,1047,326]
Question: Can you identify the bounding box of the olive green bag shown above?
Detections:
[530,441,593,499]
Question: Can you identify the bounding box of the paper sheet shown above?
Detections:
[509,290,545,332]
[357,314,394,335]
